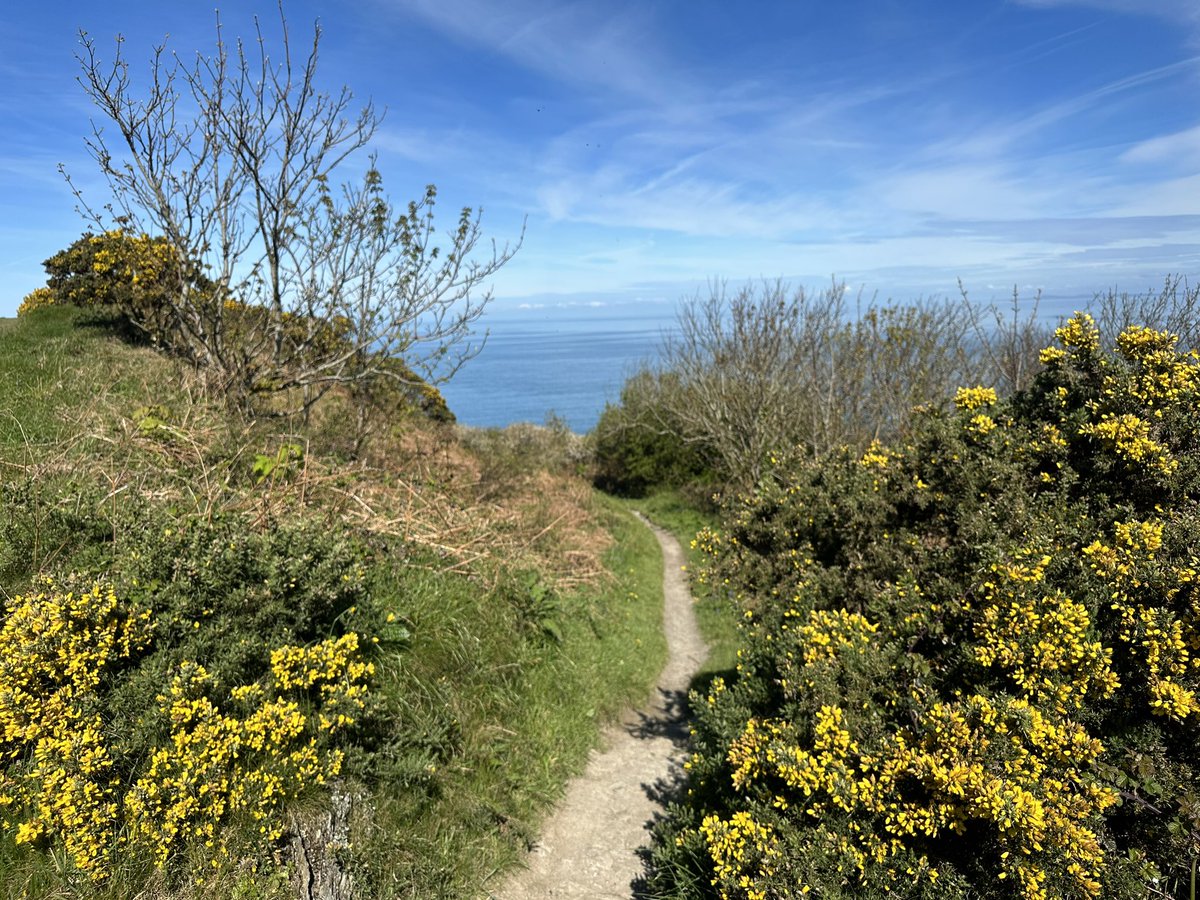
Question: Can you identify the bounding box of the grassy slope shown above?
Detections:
[366,498,666,898]
[0,306,173,452]
[0,308,669,898]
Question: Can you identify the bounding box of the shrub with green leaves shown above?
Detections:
[648,314,1200,900]
[591,369,711,497]
[0,500,384,886]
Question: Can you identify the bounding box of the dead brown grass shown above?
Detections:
[15,358,611,593]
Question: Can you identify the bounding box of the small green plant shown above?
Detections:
[252,443,304,485]
[500,569,563,644]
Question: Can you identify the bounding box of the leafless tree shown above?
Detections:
[958,281,1052,395]
[62,5,519,420]
[645,280,982,487]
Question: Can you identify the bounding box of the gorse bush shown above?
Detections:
[39,230,199,349]
[0,579,152,877]
[647,314,1200,900]
[16,286,56,317]
[0,508,381,885]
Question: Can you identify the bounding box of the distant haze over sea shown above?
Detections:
[440,301,677,433]
[441,289,1133,433]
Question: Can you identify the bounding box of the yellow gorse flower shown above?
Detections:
[0,580,375,881]
[0,579,151,877]
[954,386,998,411]
[1055,312,1100,353]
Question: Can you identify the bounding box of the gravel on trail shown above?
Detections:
[490,514,709,899]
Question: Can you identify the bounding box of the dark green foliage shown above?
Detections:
[376,357,456,424]
[591,371,711,497]
[0,478,113,589]
[647,317,1200,899]
[113,510,374,673]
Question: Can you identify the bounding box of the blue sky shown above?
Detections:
[3,0,1200,317]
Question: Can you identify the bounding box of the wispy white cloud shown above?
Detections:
[1013,0,1200,25]
[382,0,681,102]
[1012,0,1200,50]
[1111,174,1200,217]
[1121,124,1200,168]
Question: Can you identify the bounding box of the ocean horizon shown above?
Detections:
[438,302,678,433]
[437,289,1126,434]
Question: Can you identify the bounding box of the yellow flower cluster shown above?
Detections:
[703,548,1125,900]
[17,714,119,876]
[859,441,891,470]
[271,633,375,733]
[974,551,1119,713]
[0,580,152,878]
[968,413,999,436]
[1083,519,1199,721]
[1054,313,1101,354]
[954,386,999,411]
[1112,325,1199,410]
[1039,346,1068,365]
[875,696,1114,900]
[0,581,375,880]
[1080,413,1177,474]
[797,609,878,666]
[1049,322,1198,475]
[125,661,344,868]
[16,286,56,317]
[89,230,178,292]
[721,694,1113,900]
[699,810,780,900]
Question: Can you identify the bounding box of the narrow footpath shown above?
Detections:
[491,514,708,899]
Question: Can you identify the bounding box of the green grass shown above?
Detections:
[622,490,741,679]
[0,307,177,455]
[362,495,667,897]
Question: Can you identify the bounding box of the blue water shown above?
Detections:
[439,291,1108,434]
[439,304,677,433]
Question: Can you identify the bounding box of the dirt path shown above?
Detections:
[490,514,707,899]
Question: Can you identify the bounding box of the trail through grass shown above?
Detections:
[0,308,673,898]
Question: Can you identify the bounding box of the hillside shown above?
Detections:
[0,305,669,899]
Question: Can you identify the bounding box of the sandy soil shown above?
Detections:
[490,515,708,899]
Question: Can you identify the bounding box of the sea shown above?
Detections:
[438,303,677,434]
[438,290,1116,434]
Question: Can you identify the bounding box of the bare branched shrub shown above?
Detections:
[644,280,979,486]
[1092,275,1200,349]
[654,279,842,485]
[64,8,518,423]
[958,282,1053,395]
